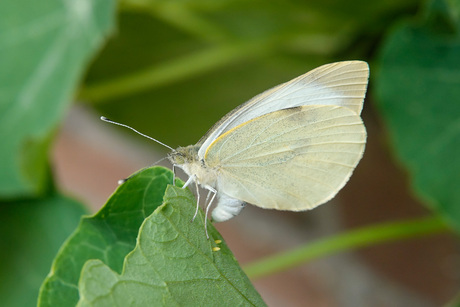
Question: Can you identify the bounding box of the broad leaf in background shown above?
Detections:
[77,186,266,307]
[39,167,174,307]
[0,194,86,307]
[0,0,115,197]
[376,0,460,231]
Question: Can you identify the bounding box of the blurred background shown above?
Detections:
[2,0,460,306]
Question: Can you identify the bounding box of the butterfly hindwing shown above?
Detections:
[204,105,366,211]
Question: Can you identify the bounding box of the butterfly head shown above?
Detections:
[168,145,200,166]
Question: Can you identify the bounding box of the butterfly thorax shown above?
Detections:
[168,145,218,189]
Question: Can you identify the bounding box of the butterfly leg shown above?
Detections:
[172,164,176,185]
[182,175,205,229]
[204,188,217,239]
[182,174,196,189]
[191,189,213,222]
[190,180,201,222]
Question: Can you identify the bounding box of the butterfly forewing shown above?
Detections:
[204,105,366,211]
[197,61,369,158]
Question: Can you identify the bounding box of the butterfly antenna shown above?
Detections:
[100,116,174,151]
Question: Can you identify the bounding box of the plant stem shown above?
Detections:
[78,41,273,104]
[243,216,449,280]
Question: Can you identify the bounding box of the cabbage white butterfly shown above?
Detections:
[102,61,369,236]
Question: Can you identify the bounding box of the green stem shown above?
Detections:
[243,216,450,280]
[78,41,274,104]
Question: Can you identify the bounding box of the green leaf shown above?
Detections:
[38,167,174,307]
[77,185,265,307]
[0,194,86,307]
[375,0,460,232]
[0,0,116,198]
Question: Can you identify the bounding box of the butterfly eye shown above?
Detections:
[172,153,185,165]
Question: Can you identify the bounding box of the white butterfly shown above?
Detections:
[103,61,369,236]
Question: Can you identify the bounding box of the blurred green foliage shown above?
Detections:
[0,0,116,197]
[81,0,418,147]
[375,0,460,232]
[0,194,86,307]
